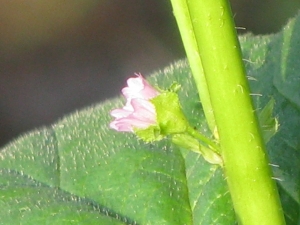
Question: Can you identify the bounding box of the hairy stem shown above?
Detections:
[170,0,286,224]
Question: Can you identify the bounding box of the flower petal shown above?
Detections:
[122,74,159,100]
[109,120,133,132]
[130,98,156,123]
[110,74,159,133]
[110,116,154,132]
[110,108,132,119]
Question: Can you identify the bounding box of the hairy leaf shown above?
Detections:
[1,12,300,225]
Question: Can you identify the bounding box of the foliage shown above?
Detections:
[0,12,300,225]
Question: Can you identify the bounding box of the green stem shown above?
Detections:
[185,126,219,152]
[170,0,216,134]
[170,0,286,224]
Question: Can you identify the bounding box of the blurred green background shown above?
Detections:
[0,0,299,147]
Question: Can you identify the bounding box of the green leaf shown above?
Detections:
[1,12,300,225]
[258,98,278,144]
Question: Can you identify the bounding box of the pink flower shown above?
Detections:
[110,74,160,132]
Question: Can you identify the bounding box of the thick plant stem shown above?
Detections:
[170,0,286,224]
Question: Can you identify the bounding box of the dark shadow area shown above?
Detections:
[0,0,299,147]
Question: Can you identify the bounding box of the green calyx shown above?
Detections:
[151,92,189,135]
[134,86,222,165]
[134,90,189,142]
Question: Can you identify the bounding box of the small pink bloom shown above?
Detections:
[110,74,159,132]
